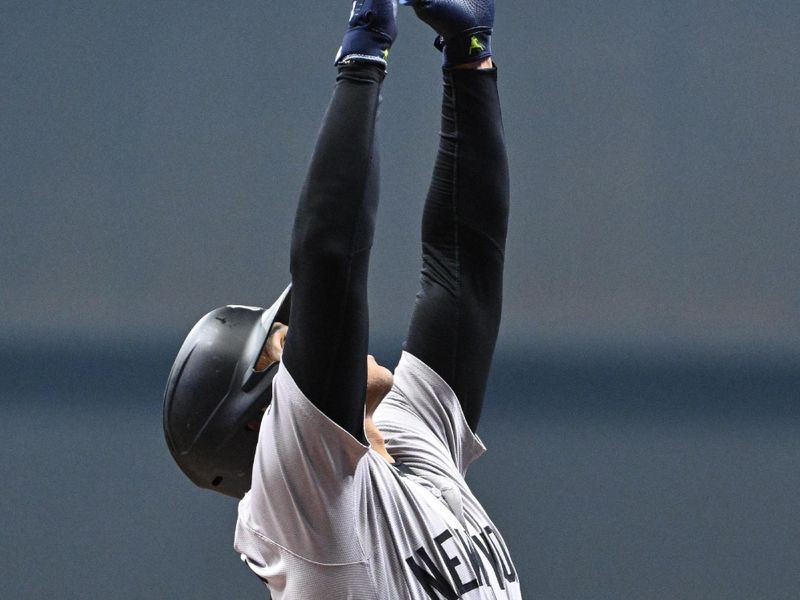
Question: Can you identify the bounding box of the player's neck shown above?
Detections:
[364,417,394,463]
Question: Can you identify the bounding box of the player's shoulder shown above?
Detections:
[391,351,458,400]
[377,351,486,477]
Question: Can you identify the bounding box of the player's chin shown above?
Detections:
[366,356,394,409]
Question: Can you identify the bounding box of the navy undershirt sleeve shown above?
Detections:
[404,67,510,432]
[282,64,384,444]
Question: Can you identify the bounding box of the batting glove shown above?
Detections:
[400,0,493,67]
[335,0,399,68]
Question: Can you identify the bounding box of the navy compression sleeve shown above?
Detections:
[404,67,510,432]
[281,64,384,443]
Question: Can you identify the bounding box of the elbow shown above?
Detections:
[289,221,351,275]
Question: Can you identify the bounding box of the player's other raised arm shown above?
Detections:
[401,0,509,432]
[280,1,397,442]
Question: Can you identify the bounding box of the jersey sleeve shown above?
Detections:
[235,363,370,566]
[374,351,486,481]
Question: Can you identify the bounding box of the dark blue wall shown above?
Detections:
[3,342,799,598]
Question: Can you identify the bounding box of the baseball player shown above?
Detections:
[163,0,519,597]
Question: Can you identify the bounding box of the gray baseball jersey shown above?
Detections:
[235,351,522,599]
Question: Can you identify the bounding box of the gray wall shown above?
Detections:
[3,0,799,353]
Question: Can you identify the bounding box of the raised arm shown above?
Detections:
[402,0,509,432]
[280,1,397,442]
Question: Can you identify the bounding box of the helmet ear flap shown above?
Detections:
[242,359,280,393]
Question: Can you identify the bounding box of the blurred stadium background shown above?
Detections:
[2,1,798,598]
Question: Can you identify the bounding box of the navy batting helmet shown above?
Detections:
[163,284,291,499]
